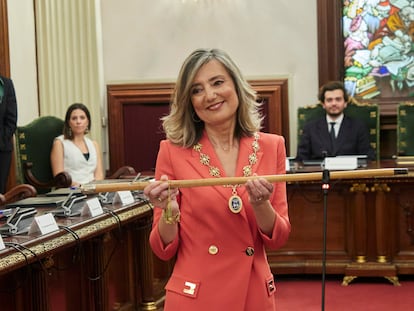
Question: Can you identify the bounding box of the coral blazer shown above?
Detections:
[150,132,291,311]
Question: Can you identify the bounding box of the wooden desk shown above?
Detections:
[267,162,414,285]
[0,196,156,311]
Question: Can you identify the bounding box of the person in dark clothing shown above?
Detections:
[296,81,375,161]
[0,76,18,193]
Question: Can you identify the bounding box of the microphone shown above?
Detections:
[322,169,330,185]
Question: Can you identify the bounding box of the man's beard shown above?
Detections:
[327,111,342,118]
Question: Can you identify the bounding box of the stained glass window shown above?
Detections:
[343,0,414,99]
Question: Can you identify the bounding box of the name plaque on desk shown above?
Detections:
[324,156,358,170]
[0,235,5,250]
[29,213,59,235]
[82,197,104,217]
[114,191,135,205]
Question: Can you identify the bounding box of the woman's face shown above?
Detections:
[69,108,89,135]
[190,60,239,127]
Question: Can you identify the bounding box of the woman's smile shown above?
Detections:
[207,101,224,110]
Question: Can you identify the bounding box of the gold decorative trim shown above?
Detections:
[370,183,390,193]
[399,101,414,108]
[342,276,357,286]
[349,97,379,107]
[356,255,366,263]
[385,276,400,286]
[377,255,387,263]
[349,183,369,193]
[141,302,157,311]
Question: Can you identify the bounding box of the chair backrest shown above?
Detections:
[297,98,380,161]
[14,116,65,192]
[397,102,414,156]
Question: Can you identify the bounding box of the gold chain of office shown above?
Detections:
[193,132,260,213]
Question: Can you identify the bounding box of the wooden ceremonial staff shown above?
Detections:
[80,168,409,193]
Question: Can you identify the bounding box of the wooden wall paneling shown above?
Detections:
[393,182,414,274]
[134,216,157,310]
[268,182,351,275]
[350,185,368,263]
[0,0,10,76]
[107,83,174,174]
[105,227,137,311]
[46,248,87,310]
[317,0,343,85]
[269,173,414,285]
[30,266,49,311]
[88,237,109,310]
[107,79,289,174]
[374,184,392,263]
[0,269,31,311]
[250,79,289,150]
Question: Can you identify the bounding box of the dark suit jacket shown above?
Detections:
[296,115,375,161]
[0,76,18,152]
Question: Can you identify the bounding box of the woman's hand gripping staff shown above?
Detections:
[144,175,180,245]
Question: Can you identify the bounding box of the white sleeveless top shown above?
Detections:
[56,135,97,185]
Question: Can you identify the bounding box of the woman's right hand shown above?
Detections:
[145,175,180,244]
[143,174,179,211]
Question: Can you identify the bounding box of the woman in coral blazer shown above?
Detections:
[144,48,291,311]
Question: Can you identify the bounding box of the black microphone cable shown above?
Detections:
[58,225,82,267]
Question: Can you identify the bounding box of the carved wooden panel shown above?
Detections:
[270,175,414,284]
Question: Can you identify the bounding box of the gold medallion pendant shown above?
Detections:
[228,194,243,213]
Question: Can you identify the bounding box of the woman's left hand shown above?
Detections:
[245,176,274,206]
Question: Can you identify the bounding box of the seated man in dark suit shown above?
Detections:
[296,81,375,162]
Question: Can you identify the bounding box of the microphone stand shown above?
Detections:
[321,169,330,311]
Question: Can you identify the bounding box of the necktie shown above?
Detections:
[329,122,336,150]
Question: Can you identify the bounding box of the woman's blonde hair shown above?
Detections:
[162,48,263,147]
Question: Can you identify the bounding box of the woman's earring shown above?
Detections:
[85,127,89,134]
[68,127,72,138]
